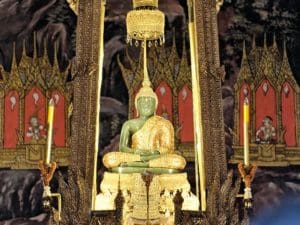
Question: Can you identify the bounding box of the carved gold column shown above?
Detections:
[187,0,206,211]
[91,0,106,211]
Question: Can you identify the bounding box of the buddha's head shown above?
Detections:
[135,81,158,117]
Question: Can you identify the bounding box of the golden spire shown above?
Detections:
[242,39,247,60]
[33,32,38,59]
[252,34,256,49]
[279,36,295,83]
[18,39,29,68]
[272,33,277,48]
[263,32,267,49]
[171,28,177,54]
[239,40,251,81]
[53,42,60,73]
[8,42,22,89]
[283,37,287,59]
[11,42,18,71]
[22,39,27,58]
[41,37,51,66]
[43,38,47,58]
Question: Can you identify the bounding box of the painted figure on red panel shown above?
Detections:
[256,116,276,144]
[26,114,46,141]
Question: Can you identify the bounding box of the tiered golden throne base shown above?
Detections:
[95,171,199,225]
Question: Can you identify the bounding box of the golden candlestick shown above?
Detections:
[46,99,54,165]
[243,98,250,167]
[188,0,206,211]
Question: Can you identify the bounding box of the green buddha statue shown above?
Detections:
[102,81,186,173]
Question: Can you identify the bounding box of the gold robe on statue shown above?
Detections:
[103,115,186,170]
[131,115,174,154]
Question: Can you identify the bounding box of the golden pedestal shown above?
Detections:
[95,172,199,225]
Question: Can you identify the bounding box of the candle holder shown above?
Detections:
[238,163,257,208]
[38,160,62,222]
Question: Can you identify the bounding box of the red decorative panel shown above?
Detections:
[281,82,296,146]
[4,91,19,148]
[51,91,66,147]
[24,87,46,143]
[155,81,173,121]
[239,84,251,145]
[255,80,277,131]
[178,85,194,142]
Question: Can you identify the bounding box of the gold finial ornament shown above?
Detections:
[126,0,165,45]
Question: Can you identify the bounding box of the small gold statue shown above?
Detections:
[103,80,186,173]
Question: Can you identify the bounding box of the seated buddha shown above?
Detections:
[102,80,186,172]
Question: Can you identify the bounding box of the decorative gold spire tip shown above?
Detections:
[263,33,267,49]
[272,33,277,48]
[242,40,247,59]
[252,34,256,49]
[283,37,287,58]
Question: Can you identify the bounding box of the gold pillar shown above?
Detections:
[91,0,106,211]
[188,0,206,211]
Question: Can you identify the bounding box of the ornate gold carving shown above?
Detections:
[96,172,198,223]
[232,35,300,166]
[0,37,71,169]
[127,0,164,44]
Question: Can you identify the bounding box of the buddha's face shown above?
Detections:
[137,96,156,117]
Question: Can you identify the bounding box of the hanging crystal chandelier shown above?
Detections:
[126,0,165,47]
